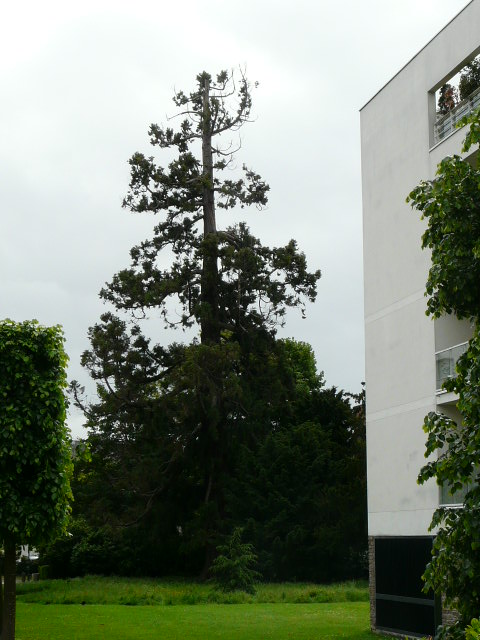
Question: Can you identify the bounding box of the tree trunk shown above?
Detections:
[201,75,220,346]
[199,469,215,581]
[200,542,215,581]
[0,562,3,638]
[2,538,16,640]
[199,75,223,579]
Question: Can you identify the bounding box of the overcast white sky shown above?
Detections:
[1,0,471,436]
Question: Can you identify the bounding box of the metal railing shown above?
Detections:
[440,480,470,507]
[434,85,480,144]
[435,341,469,392]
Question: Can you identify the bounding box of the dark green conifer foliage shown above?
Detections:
[211,527,260,594]
[225,345,366,583]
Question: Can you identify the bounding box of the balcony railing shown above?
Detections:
[440,479,471,507]
[434,85,480,144]
[435,342,469,392]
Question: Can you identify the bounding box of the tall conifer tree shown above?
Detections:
[74,71,320,573]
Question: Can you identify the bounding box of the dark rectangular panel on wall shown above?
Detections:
[376,599,435,636]
[375,537,440,637]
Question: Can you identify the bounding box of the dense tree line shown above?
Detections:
[41,70,367,583]
[43,342,366,582]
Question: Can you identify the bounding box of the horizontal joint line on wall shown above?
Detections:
[376,624,430,639]
[376,593,435,606]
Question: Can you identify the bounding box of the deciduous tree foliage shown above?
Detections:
[407,110,480,639]
[0,320,73,640]
[73,70,320,574]
[459,56,480,102]
[438,83,458,115]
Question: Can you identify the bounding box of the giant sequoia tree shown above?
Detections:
[74,70,320,574]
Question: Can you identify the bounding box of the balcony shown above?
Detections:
[440,479,471,507]
[435,342,468,392]
[434,86,480,144]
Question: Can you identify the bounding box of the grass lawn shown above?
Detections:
[17,576,369,606]
[16,602,383,640]
[15,579,388,639]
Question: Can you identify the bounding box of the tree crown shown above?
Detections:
[0,319,72,543]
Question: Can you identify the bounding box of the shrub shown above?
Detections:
[38,565,49,580]
[16,556,38,576]
[70,528,117,576]
[39,517,119,577]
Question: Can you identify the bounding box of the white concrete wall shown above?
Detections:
[361,0,480,537]
[435,315,473,352]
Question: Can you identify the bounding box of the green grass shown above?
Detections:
[17,576,369,606]
[16,602,384,640]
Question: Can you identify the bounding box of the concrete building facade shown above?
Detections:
[361,2,480,636]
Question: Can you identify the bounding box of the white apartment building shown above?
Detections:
[361,2,480,636]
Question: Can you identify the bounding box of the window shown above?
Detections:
[433,54,480,145]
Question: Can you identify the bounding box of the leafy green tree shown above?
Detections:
[407,110,480,639]
[466,619,480,640]
[73,70,320,575]
[0,320,73,640]
[459,56,480,101]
